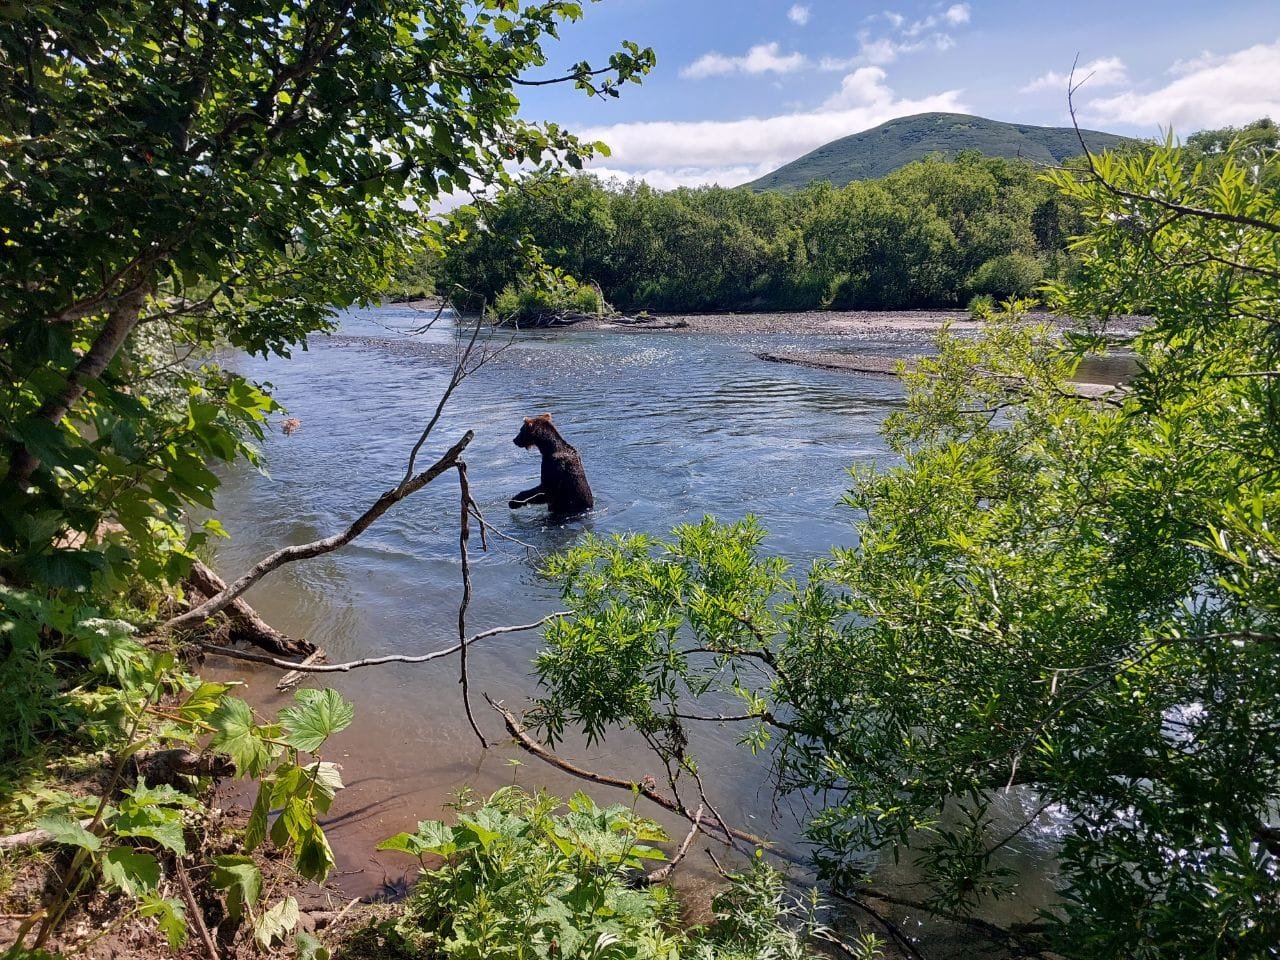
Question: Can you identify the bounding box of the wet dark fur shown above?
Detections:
[509,413,594,515]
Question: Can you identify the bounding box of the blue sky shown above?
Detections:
[512,0,1280,187]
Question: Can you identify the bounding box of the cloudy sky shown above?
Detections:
[514,0,1280,189]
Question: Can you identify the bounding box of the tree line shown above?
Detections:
[428,117,1278,318]
[434,153,1086,314]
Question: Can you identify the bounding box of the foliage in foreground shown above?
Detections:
[2,582,356,952]
[377,787,871,960]
[534,133,1280,958]
[1,1,651,953]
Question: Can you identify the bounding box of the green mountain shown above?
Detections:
[748,112,1133,191]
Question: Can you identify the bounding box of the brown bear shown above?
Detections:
[509,413,594,515]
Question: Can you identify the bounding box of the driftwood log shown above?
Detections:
[183,558,314,658]
[140,748,236,789]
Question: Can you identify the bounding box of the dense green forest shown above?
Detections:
[439,153,1079,313]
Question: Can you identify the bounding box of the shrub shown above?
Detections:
[967,252,1043,300]
[967,293,995,319]
[489,274,608,324]
[378,788,855,959]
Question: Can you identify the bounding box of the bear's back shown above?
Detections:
[541,446,593,513]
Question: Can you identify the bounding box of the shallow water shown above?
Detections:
[207,306,1062,949]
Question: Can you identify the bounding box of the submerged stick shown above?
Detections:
[456,461,486,747]
[276,649,327,690]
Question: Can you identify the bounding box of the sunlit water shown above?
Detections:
[207,306,1070,952]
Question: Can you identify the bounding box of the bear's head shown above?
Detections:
[513,413,557,449]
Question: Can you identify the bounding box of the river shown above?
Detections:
[207,304,1070,953]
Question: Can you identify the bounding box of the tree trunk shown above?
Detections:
[8,283,150,489]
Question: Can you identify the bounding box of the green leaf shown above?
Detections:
[254,896,299,949]
[457,816,501,850]
[296,930,331,960]
[244,782,271,852]
[177,681,233,721]
[305,761,344,814]
[293,819,335,883]
[101,848,160,895]
[210,855,262,921]
[140,894,187,948]
[124,781,199,809]
[112,805,187,855]
[210,696,276,777]
[37,815,100,852]
[279,688,354,753]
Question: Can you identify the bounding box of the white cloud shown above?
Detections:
[1167,51,1220,76]
[681,42,809,79]
[586,163,779,191]
[822,66,896,110]
[1021,56,1128,95]
[1086,40,1280,130]
[944,3,971,26]
[580,71,967,185]
[855,35,903,66]
[788,4,811,26]
[820,27,955,71]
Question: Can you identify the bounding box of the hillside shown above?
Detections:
[749,112,1133,190]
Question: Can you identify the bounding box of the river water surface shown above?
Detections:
[208,305,1067,952]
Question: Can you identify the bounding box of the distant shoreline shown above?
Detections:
[397,299,1144,340]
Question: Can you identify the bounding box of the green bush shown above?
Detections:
[572,282,604,316]
[489,274,607,324]
[378,788,857,960]
[967,252,1043,299]
[966,292,995,319]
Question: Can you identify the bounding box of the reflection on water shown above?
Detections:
[207,306,1060,951]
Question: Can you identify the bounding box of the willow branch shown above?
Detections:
[165,430,474,630]
[1067,65,1280,236]
[198,614,563,672]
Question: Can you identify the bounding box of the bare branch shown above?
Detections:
[0,819,94,851]
[165,431,474,630]
[175,857,220,960]
[647,804,703,884]
[198,614,563,673]
[485,695,782,853]
[401,311,485,484]
[456,460,486,747]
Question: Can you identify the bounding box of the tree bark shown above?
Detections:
[8,283,150,489]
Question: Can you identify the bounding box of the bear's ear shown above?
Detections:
[523,417,534,426]
[538,412,553,421]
